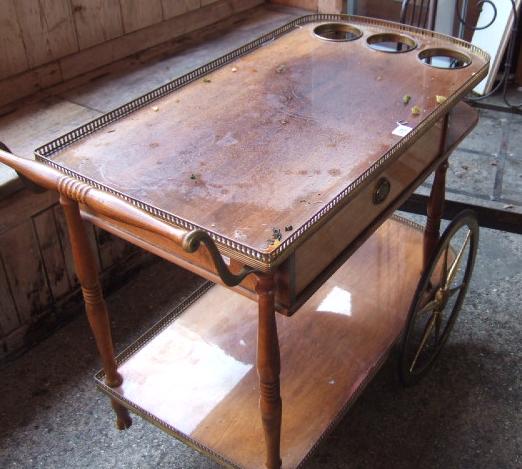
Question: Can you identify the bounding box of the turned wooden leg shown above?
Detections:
[423,159,448,271]
[255,273,282,469]
[423,114,450,271]
[60,195,132,430]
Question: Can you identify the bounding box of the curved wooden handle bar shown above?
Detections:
[182,230,257,286]
[0,146,187,244]
[0,147,257,286]
[0,142,46,193]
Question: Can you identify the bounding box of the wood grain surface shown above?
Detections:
[106,216,425,469]
[47,20,487,262]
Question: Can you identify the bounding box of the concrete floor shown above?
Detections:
[0,4,521,469]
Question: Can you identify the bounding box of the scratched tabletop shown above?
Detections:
[36,15,488,263]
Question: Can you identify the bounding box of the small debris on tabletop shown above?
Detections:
[403,95,412,105]
[266,229,283,249]
[190,173,197,180]
[376,75,383,81]
[280,119,288,125]
[276,64,286,74]
[411,105,422,116]
[436,95,448,104]
[203,77,212,83]
[461,164,469,170]
[231,67,238,73]
[285,225,293,232]
[490,161,498,166]
[152,106,159,112]
[271,239,282,248]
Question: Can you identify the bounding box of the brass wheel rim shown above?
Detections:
[399,210,479,386]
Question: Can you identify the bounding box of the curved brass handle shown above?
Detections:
[182,230,257,287]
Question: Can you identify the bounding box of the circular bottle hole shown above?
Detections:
[313,23,363,42]
[418,48,471,69]
[367,33,417,53]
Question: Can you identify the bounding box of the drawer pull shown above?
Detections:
[373,178,391,205]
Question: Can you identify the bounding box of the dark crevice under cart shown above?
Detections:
[0,14,488,469]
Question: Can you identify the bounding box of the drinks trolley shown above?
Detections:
[0,14,489,469]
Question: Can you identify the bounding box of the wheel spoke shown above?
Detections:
[447,283,464,299]
[445,230,471,288]
[409,313,437,372]
[442,245,449,284]
[434,311,442,343]
[417,299,438,316]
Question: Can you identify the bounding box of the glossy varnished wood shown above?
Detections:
[99,217,425,468]
[77,102,479,314]
[424,159,449,270]
[47,19,488,265]
[59,195,132,430]
[255,273,282,469]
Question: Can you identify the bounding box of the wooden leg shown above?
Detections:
[423,114,450,271]
[255,273,282,469]
[424,159,448,270]
[60,195,132,430]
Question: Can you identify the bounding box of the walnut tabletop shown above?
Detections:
[35,15,489,271]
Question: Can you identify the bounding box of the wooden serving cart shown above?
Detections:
[0,15,489,469]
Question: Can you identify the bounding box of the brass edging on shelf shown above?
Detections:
[94,221,420,469]
[95,281,241,468]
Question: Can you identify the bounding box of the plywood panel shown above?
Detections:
[162,0,200,20]
[59,0,263,80]
[0,0,28,80]
[354,0,401,20]
[120,0,163,33]
[0,253,19,335]
[71,0,124,50]
[318,0,342,13]
[270,0,318,10]
[0,190,57,235]
[14,0,79,68]
[95,226,135,271]
[53,205,79,288]
[33,207,71,300]
[0,221,51,323]
[0,96,100,157]
[0,63,62,109]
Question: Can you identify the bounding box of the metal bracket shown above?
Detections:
[182,229,257,287]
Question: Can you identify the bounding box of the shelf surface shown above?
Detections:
[97,216,425,468]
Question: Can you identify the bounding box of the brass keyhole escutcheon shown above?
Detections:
[373,178,391,204]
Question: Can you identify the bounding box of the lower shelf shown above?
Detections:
[96,216,425,469]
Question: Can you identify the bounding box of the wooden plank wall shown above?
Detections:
[0,0,263,108]
[269,0,343,12]
[0,187,141,359]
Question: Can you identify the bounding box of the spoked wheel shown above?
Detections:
[399,210,479,386]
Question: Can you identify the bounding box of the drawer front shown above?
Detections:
[293,118,445,296]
